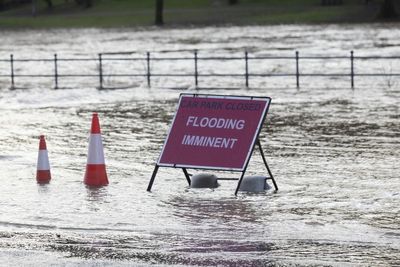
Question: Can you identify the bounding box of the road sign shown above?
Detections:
[158,94,271,171]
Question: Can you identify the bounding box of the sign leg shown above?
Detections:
[265,164,278,191]
[147,165,160,192]
[257,139,278,191]
[234,170,247,195]
[182,168,191,186]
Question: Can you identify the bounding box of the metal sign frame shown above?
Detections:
[146,93,278,195]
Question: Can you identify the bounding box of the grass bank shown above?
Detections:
[0,0,398,28]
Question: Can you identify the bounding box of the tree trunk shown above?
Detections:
[44,0,53,9]
[321,0,343,6]
[32,0,37,16]
[84,0,92,8]
[74,0,92,8]
[378,0,398,19]
[155,0,164,26]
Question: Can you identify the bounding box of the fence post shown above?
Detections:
[146,52,151,87]
[98,53,103,89]
[10,54,14,89]
[54,53,58,89]
[296,51,300,89]
[245,51,249,88]
[350,50,354,89]
[194,50,198,87]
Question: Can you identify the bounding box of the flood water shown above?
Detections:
[0,24,399,266]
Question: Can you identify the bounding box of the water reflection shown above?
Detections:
[85,186,108,203]
[167,195,258,224]
[37,183,50,194]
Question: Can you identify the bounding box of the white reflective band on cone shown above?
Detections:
[37,150,50,170]
[87,134,105,164]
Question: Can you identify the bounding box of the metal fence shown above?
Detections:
[1,50,399,90]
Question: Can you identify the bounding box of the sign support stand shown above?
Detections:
[257,139,278,191]
[147,165,159,192]
[147,165,192,192]
[234,139,277,195]
[182,168,191,186]
[234,169,248,196]
[147,138,278,195]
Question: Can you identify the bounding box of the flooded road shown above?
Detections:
[0,24,399,266]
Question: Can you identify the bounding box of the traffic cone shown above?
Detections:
[36,135,51,183]
[84,113,109,186]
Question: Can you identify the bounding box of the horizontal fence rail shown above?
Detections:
[1,50,400,90]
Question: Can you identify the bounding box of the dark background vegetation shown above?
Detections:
[0,0,398,28]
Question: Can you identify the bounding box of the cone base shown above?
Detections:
[36,170,51,183]
[84,164,108,186]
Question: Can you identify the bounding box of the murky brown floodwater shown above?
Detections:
[0,24,399,266]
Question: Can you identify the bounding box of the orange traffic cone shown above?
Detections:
[84,113,109,186]
[36,135,51,183]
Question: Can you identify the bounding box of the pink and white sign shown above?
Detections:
[158,94,271,171]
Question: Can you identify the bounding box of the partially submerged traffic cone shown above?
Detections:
[84,113,109,186]
[36,135,51,183]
